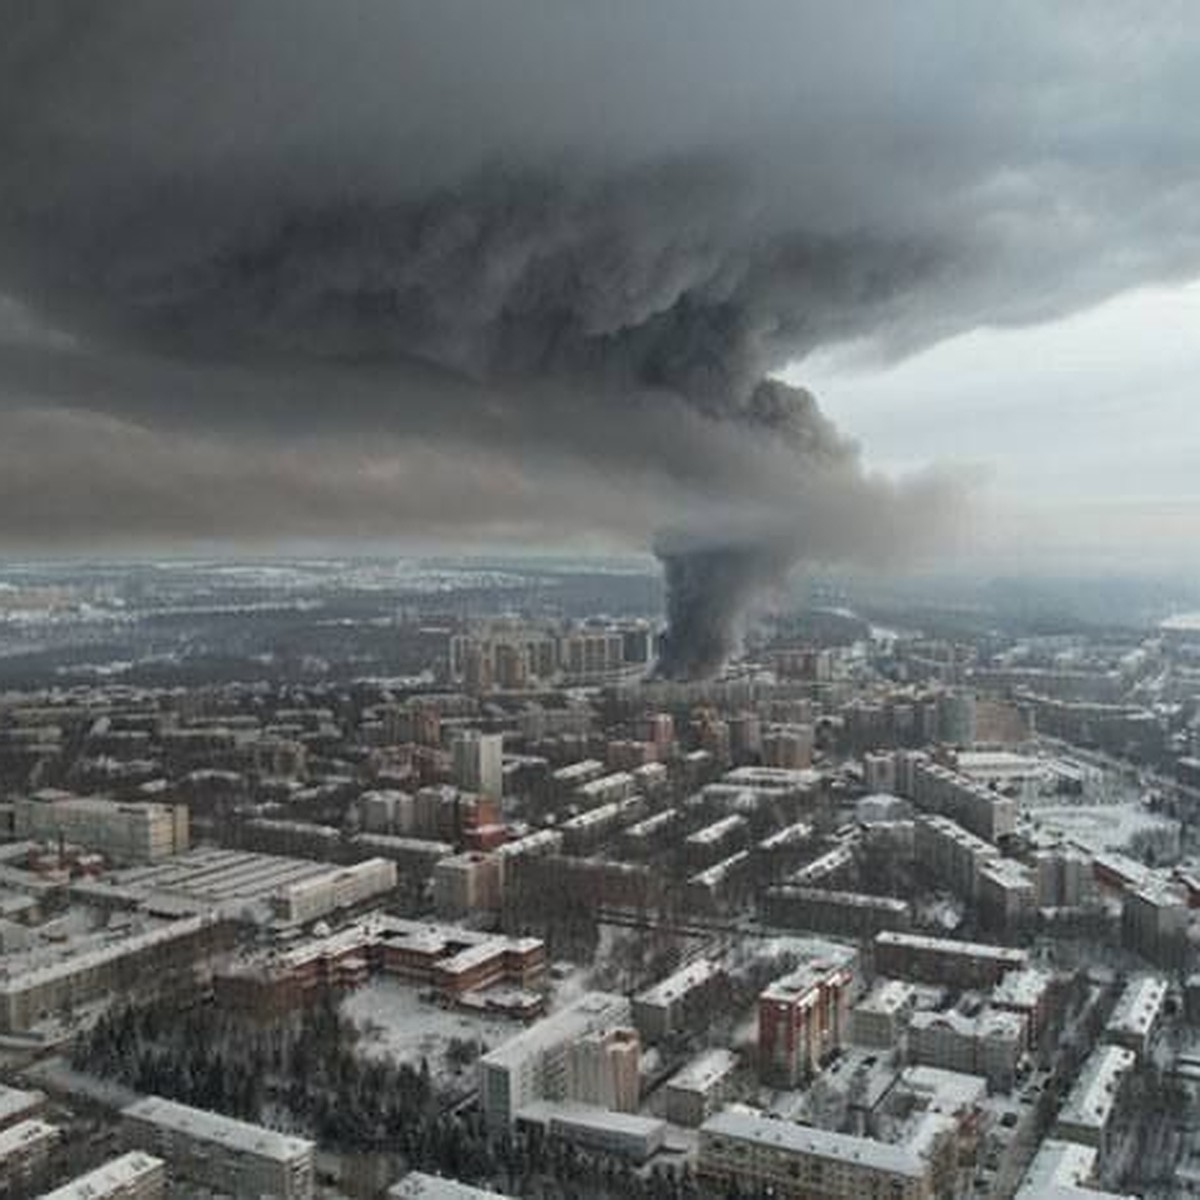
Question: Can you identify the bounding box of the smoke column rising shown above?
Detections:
[1,4,1199,672]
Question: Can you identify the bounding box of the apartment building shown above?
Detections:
[14,793,188,864]
[758,958,854,1086]
[874,931,1028,990]
[388,1173,515,1199]
[0,1118,59,1196]
[699,1108,955,1200]
[41,1152,166,1200]
[122,1096,315,1200]
[478,992,632,1128]
[1053,1045,1136,1166]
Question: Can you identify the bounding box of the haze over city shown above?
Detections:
[2,7,1200,1200]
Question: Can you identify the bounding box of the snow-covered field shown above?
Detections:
[342,978,520,1087]
[1024,802,1179,855]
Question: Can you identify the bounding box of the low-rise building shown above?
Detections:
[850,979,917,1049]
[1053,1045,1136,1165]
[0,1084,45,1131]
[122,1096,315,1200]
[1016,1137,1138,1199]
[15,793,188,864]
[0,1118,58,1196]
[40,1151,166,1200]
[515,1101,665,1162]
[874,931,1028,990]
[908,1007,1026,1090]
[664,1049,738,1127]
[699,1108,955,1200]
[633,959,725,1042]
[0,915,226,1034]
[991,967,1055,1047]
[388,1172,515,1200]
[1104,974,1168,1057]
[271,857,397,924]
[763,885,912,938]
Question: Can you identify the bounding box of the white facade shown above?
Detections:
[122,1096,314,1200]
[478,993,632,1127]
[41,1151,166,1200]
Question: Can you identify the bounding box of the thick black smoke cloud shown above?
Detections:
[2,2,1199,673]
[656,542,791,681]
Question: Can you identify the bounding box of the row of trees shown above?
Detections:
[73,990,436,1149]
[72,988,755,1199]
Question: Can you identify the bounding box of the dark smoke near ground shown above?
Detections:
[2,3,1200,674]
[656,541,792,681]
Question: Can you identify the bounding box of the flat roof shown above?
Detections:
[517,1100,665,1139]
[686,815,746,845]
[689,851,751,888]
[388,1171,514,1200]
[0,1118,58,1160]
[123,1096,313,1163]
[667,1049,738,1095]
[40,1152,164,1199]
[772,885,910,914]
[636,959,722,1008]
[1105,975,1168,1040]
[763,958,853,1004]
[701,1108,948,1178]
[1056,1045,1136,1132]
[992,967,1053,1010]
[0,1084,44,1125]
[0,915,209,995]
[856,979,915,1016]
[899,1066,987,1113]
[479,993,629,1071]
[909,1007,1025,1042]
[1015,1138,1138,1199]
[875,930,1028,965]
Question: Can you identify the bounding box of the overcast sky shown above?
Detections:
[1,2,1198,580]
[796,279,1200,573]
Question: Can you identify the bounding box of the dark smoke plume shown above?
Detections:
[656,541,792,681]
[1,3,1199,673]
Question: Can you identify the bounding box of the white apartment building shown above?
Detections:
[699,1108,955,1200]
[41,1151,166,1200]
[122,1096,314,1200]
[1054,1045,1136,1165]
[388,1172,515,1199]
[271,857,397,924]
[15,793,188,864]
[478,992,632,1128]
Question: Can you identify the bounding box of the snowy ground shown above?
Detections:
[1022,802,1179,856]
[342,978,520,1090]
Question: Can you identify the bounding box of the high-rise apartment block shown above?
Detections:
[758,958,854,1086]
[452,731,504,800]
